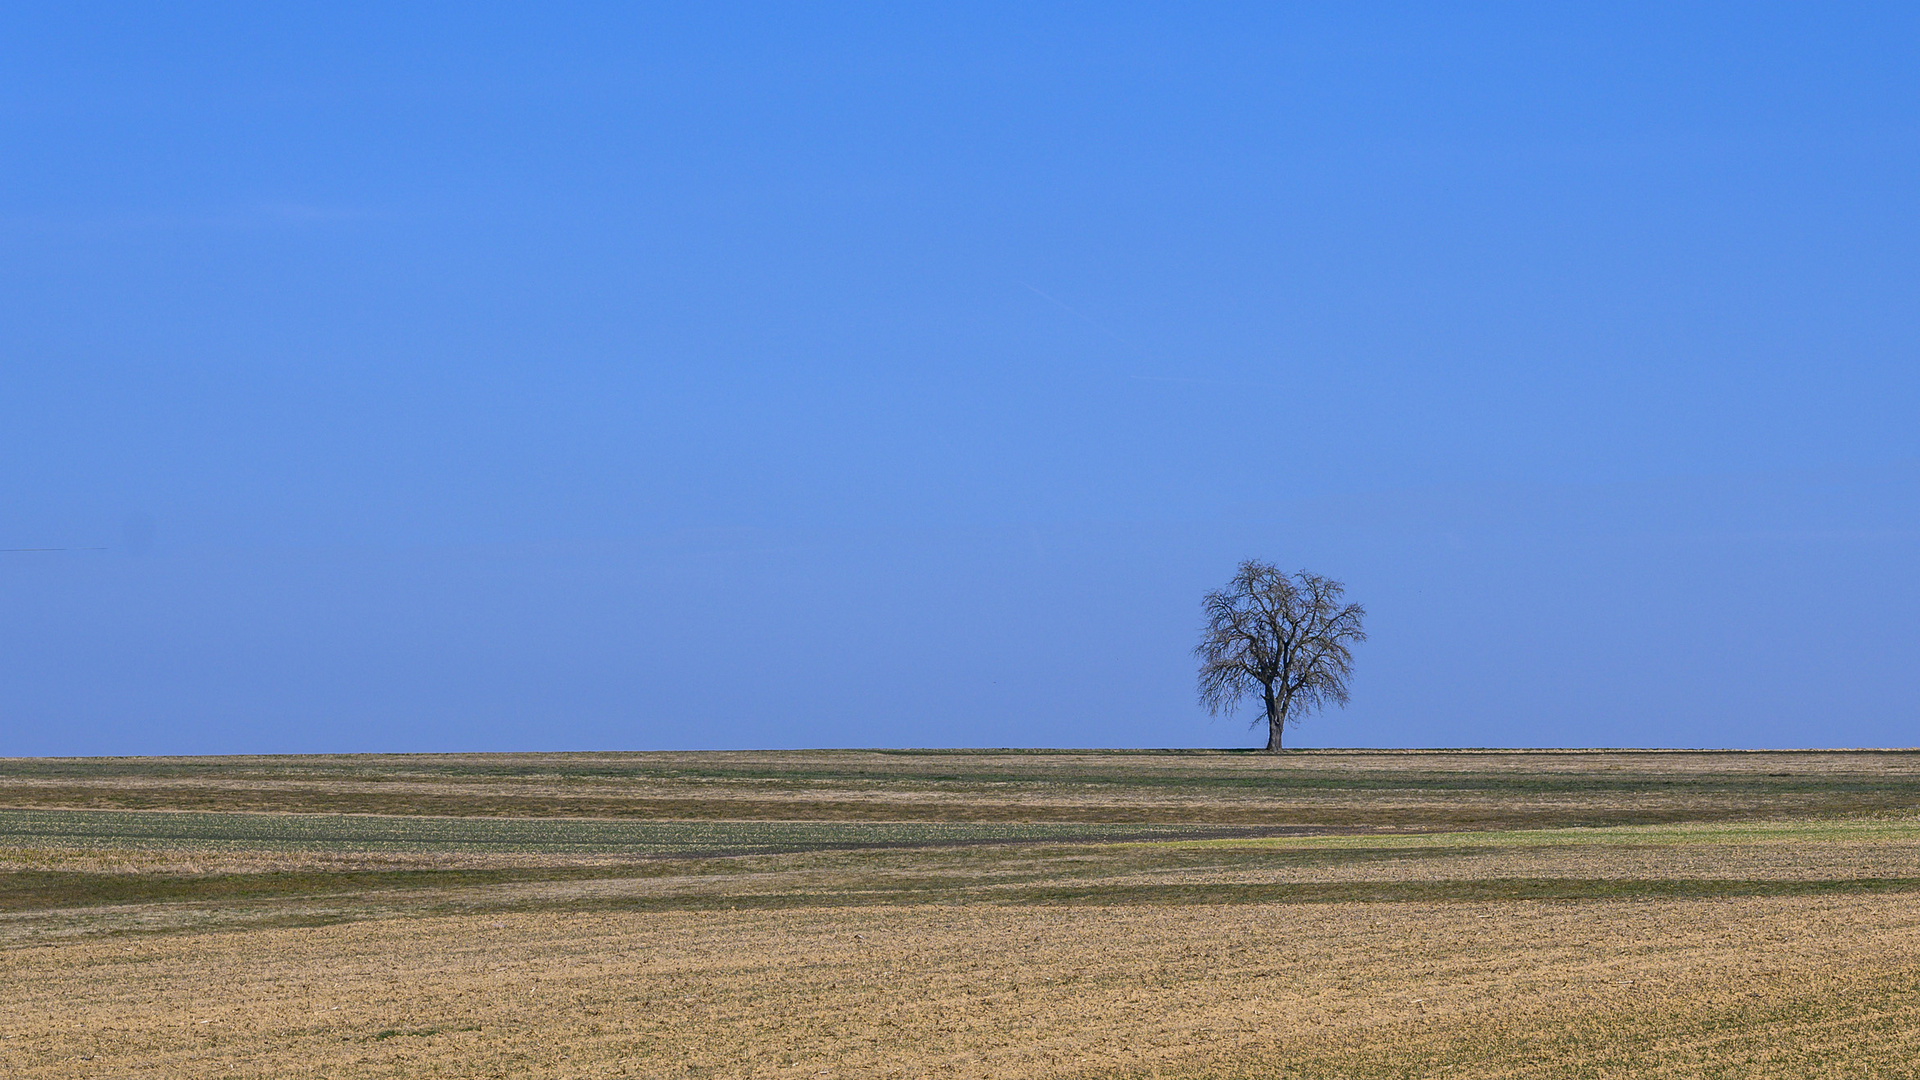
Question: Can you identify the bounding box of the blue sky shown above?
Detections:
[4,4,1916,753]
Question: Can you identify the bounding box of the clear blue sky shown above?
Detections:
[4,4,1916,753]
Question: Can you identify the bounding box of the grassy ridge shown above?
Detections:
[8,808,1920,925]
[5,749,1920,829]
[10,869,1920,915]
[0,808,1248,855]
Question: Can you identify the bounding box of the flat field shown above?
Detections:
[4,749,1919,1078]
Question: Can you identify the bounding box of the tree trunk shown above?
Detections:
[1264,687,1284,752]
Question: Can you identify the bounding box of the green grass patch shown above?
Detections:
[0,808,1250,857]
[1162,815,1920,853]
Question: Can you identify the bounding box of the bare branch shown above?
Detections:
[1194,561,1366,751]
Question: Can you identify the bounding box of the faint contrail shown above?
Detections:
[1017,280,1147,356]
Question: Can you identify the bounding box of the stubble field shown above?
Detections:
[3,749,1919,1078]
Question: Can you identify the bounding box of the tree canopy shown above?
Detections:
[1196,561,1366,751]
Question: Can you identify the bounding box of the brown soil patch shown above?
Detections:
[5,895,1918,1078]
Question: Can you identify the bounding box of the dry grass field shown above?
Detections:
[4,749,1919,1078]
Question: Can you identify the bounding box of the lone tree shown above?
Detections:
[1196,561,1367,752]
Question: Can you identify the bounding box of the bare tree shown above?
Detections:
[1196,561,1366,752]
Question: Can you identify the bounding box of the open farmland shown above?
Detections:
[4,749,1920,1078]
